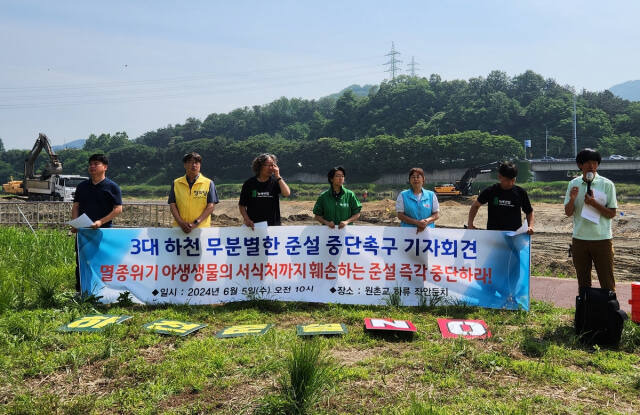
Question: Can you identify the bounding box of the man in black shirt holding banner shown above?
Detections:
[467,161,534,234]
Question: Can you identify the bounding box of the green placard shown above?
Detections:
[58,315,132,332]
[297,323,347,336]
[216,324,273,338]
[143,319,207,336]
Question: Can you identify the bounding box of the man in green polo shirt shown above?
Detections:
[313,166,362,229]
[564,149,618,291]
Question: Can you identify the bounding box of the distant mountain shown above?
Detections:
[324,84,378,100]
[608,80,640,101]
[53,139,85,151]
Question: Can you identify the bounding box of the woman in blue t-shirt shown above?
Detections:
[395,167,440,233]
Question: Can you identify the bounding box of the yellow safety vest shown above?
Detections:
[172,174,212,228]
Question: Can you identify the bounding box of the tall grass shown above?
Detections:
[256,339,334,415]
[0,227,75,312]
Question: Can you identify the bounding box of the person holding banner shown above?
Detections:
[168,152,219,233]
[239,153,291,229]
[467,161,534,233]
[396,167,440,233]
[71,153,123,293]
[313,166,362,229]
[564,149,618,291]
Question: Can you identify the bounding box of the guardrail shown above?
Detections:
[0,201,173,228]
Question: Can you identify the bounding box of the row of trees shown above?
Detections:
[2,70,640,186]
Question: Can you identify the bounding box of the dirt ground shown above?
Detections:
[211,198,640,282]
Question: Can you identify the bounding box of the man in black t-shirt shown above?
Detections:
[467,162,534,233]
[238,153,291,229]
[71,154,123,293]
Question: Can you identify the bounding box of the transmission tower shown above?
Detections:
[407,56,419,77]
[384,42,402,80]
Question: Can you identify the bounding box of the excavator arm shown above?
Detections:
[24,133,63,180]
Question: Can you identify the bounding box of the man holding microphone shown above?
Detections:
[564,149,618,291]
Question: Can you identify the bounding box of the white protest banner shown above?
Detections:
[78,225,530,310]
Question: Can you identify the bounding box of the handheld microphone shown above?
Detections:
[585,172,594,196]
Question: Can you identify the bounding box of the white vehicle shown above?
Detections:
[2,133,87,201]
[608,154,627,160]
[25,174,87,201]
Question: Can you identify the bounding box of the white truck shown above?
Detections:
[2,133,87,201]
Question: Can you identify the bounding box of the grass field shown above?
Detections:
[1,227,639,415]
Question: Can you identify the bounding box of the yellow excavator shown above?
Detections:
[434,161,498,198]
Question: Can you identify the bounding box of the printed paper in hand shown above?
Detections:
[581,189,606,224]
[68,214,94,229]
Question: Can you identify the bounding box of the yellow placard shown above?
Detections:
[58,315,132,332]
[144,319,206,336]
[217,324,272,338]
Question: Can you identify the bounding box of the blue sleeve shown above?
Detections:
[208,181,219,204]
[111,182,123,205]
[168,182,176,204]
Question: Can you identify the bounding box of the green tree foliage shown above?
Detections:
[0,137,5,153]
[3,70,638,187]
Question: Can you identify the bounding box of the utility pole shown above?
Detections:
[407,56,419,77]
[573,94,577,156]
[384,42,402,80]
[545,126,548,157]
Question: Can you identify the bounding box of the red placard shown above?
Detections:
[437,319,491,339]
[364,318,417,332]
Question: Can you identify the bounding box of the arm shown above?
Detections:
[526,211,534,235]
[70,202,80,233]
[584,193,616,219]
[194,203,215,226]
[314,214,335,229]
[276,177,290,197]
[272,165,291,197]
[91,205,123,229]
[467,200,482,229]
[338,212,360,229]
[238,205,254,230]
[170,203,192,233]
[564,186,579,216]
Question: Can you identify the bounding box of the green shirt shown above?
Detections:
[313,187,362,225]
[564,173,617,240]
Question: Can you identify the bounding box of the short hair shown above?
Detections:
[327,166,346,183]
[498,161,518,179]
[182,152,202,163]
[88,153,109,165]
[576,148,601,165]
[408,167,425,180]
[252,153,277,175]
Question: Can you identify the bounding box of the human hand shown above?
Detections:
[467,224,476,230]
[70,227,78,234]
[179,220,192,233]
[584,192,596,207]
[272,163,280,179]
[338,221,349,229]
[569,186,579,201]
[90,220,102,229]
[527,227,534,235]
[244,217,255,230]
[326,221,336,229]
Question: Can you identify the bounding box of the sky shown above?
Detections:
[1,0,639,150]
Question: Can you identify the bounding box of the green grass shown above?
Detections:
[1,227,640,414]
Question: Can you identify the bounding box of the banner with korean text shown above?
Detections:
[78,226,530,310]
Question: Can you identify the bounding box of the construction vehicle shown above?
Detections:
[434,161,499,197]
[1,133,87,201]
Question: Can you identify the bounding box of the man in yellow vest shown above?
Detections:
[168,152,219,233]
